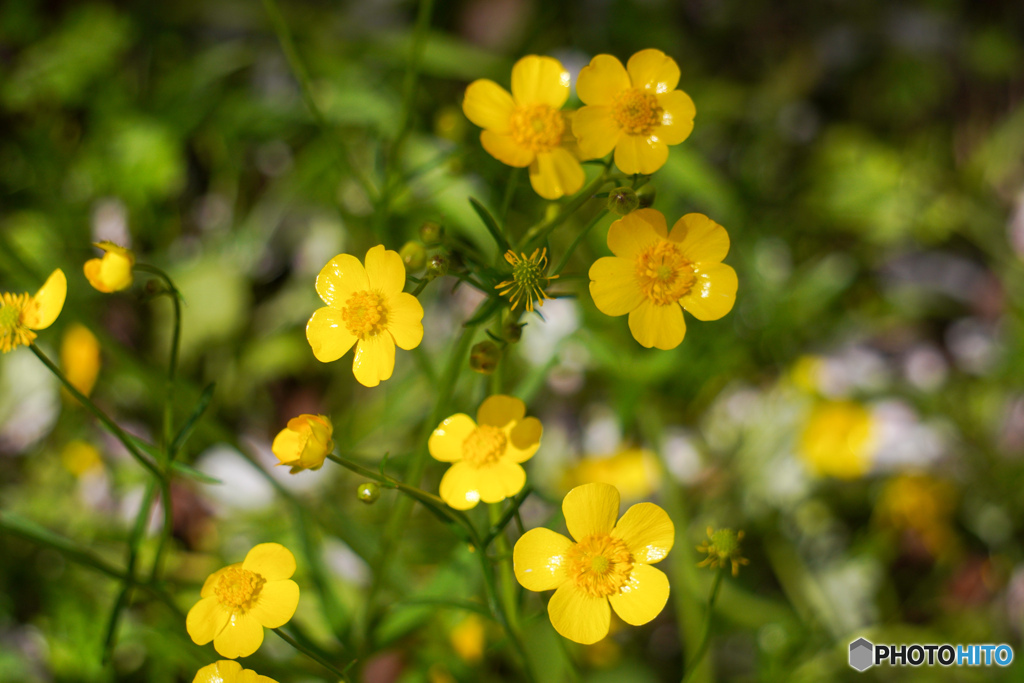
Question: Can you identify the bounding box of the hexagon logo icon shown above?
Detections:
[849,637,874,671]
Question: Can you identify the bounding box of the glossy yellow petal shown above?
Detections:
[193,661,243,683]
[513,528,573,591]
[462,79,515,132]
[480,130,534,167]
[315,254,369,307]
[186,596,230,645]
[611,503,675,564]
[626,48,680,94]
[607,564,670,625]
[668,213,730,263]
[614,133,668,175]
[351,333,395,387]
[477,394,525,428]
[628,300,685,350]
[589,257,644,317]
[429,413,476,462]
[576,54,630,106]
[507,416,542,462]
[608,208,667,256]
[439,461,483,510]
[60,323,100,397]
[242,542,296,580]
[22,269,66,330]
[364,245,405,295]
[511,55,569,108]
[306,307,357,363]
[529,148,584,200]
[200,564,240,598]
[387,292,423,351]
[571,106,622,160]
[656,90,696,145]
[213,613,264,659]
[248,579,300,628]
[271,427,304,466]
[680,263,737,322]
[562,482,619,542]
[84,243,134,293]
[547,582,610,645]
[477,459,526,503]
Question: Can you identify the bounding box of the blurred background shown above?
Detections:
[1,0,1024,681]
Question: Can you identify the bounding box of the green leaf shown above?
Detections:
[170,383,215,460]
[468,197,510,252]
[170,461,222,485]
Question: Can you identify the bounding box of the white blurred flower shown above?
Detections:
[195,443,275,512]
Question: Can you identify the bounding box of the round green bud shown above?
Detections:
[503,318,524,343]
[399,241,427,272]
[426,253,449,279]
[607,187,640,216]
[637,184,656,209]
[357,482,380,504]
[419,221,444,246]
[470,340,501,374]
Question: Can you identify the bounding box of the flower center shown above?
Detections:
[567,534,634,598]
[341,290,388,339]
[462,424,508,467]
[613,88,663,136]
[635,241,696,306]
[0,292,35,354]
[509,104,565,152]
[214,566,266,612]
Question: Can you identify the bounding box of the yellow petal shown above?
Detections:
[364,245,405,295]
[680,263,737,322]
[351,334,395,387]
[608,208,667,256]
[607,564,670,625]
[22,269,66,330]
[60,323,100,397]
[213,613,264,659]
[547,582,610,645]
[529,148,584,200]
[271,426,305,465]
[248,579,299,628]
[656,90,696,145]
[193,660,243,683]
[576,54,630,106]
[476,459,526,503]
[306,307,357,363]
[511,55,569,108]
[626,48,680,94]
[477,394,525,428]
[429,413,476,462]
[668,213,730,263]
[513,528,573,591]
[200,563,240,598]
[628,300,685,350]
[562,482,619,542]
[186,596,230,645]
[439,461,483,510]
[611,502,675,564]
[243,542,296,580]
[386,292,424,350]
[480,130,534,167]
[571,106,622,160]
[507,416,542,462]
[316,254,369,307]
[589,257,644,317]
[463,79,515,132]
[614,133,668,175]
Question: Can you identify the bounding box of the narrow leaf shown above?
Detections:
[170,383,216,460]
[468,197,510,252]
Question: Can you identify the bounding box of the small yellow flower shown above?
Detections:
[875,474,956,557]
[61,440,103,477]
[306,245,424,388]
[513,482,674,644]
[271,414,333,473]
[429,395,542,510]
[589,209,737,349]
[186,543,300,659]
[0,269,66,354]
[462,55,584,199]
[60,323,101,398]
[450,614,486,664]
[696,527,749,576]
[83,241,134,293]
[573,49,696,175]
[798,401,875,479]
[495,248,558,312]
[563,448,660,501]
[193,661,278,683]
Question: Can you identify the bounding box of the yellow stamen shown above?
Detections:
[509,104,565,152]
[495,248,558,312]
[462,424,508,467]
[0,292,36,354]
[567,534,634,598]
[635,241,695,306]
[214,566,266,612]
[612,88,663,136]
[341,290,388,339]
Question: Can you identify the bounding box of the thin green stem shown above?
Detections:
[134,264,181,457]
[518,169,612,251]
[148,478,173,584]
[488,503,519,632]
[681,568,726,683]
[476,547,538,682]
[272,627,354,683]
[482,487,532,548]
[500,167,522,229]
[551,209,609,276]
[411,278,431,297]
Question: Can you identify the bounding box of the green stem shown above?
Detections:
[272,627,354,683]
[551,209,609,276]
[411,278,431,297]
[482,487,532,547]
[500,167,522,230]
[488,503,519,632]
[476,547,537,682]
[681,568,726,683]
[518,170,611,250]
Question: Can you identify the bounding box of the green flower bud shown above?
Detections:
[399,241,427,272]
[357,482,380,504]
[426,253,449,279]
[419,221,444,246]
[503,318,524,343]
[607,187,640,216]
[470,340,501,374]
[637,184,656,209]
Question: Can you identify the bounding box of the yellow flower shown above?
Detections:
[495,248,558,312]
[462,55,584,199]
[573,49,696,175]
[429,395,542,510]
[306,245,424,388]
[83,241,134,293]
[798,401,875,479]
[271,414,333,473]
[61,440,103,477]
[450,614,486,663]
[0,269,66,354]
[193,661,278,683]
[60,323,101,398]
[513,482,674,644]
[563,448,659,501]
[696,527,749,576]
[874,474,956,557]
[588,209,737,350]
[186,543,300,659]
